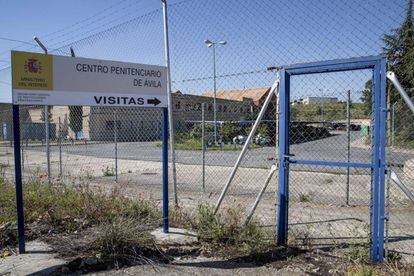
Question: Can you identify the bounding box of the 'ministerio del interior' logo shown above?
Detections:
[24,58,42,74]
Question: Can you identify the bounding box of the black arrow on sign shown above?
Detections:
[147,97,161,106]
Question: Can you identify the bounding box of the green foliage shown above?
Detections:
[360,80,373,116]
[91,217,156,265]
[102,166,115,177]
[291,103,368,121]
[362,0,414,147]
[298,192,311,202]
[189,124,214,139]
[347,265,382,276]
[69,106,83,134]
[346,245,370,263]
[245,124,269,137]
[220,122,241,141]
[0,178,161,246]
[196,205,269,253]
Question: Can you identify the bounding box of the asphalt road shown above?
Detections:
[26,131,414,171]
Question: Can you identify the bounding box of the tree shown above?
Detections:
[360,80,372,116]
[362,0,414,146]
[220,122,240,141]
[190,123,214,139]
[69,106,83,139]
[383,0,414,99]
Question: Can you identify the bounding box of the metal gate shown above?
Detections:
[276,56,387,262]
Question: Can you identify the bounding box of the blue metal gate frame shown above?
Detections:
[276,56,387,262]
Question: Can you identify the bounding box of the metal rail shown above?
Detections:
[245,165,277,225]
[387,72,414,115]
[214,73,280,214]
[389,171,414,204]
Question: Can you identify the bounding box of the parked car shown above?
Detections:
[233,135,247,144]
[254,134,270,145]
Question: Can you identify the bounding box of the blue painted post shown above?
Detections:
[12,105,26,253]
[277,69,289,246]
[371,62,381,262]
[378,57,388,262]
[162,107,169,233]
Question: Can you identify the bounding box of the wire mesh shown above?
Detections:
[0,0,412,262]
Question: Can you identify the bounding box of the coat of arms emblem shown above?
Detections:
[24,58,42,74]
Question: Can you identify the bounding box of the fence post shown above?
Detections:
[162,0,179,207]
[114,110,118,182]
[58,117,62,177]
[21,133,24,179]
[12,105,25,253]
[45,105,51,184]
[162,107,169,233]
[377,57,388,262]
[346,90,351,205]
[277,69,289,246]
[201,103,206,192]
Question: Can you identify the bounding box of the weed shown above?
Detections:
[102,166,115,177]
[0,163,8,178]
[347,264,382,276]
[0,178,161,247]
[299,192,311,202]
[346,245,370,263]
[325,178,333,184]
[86,170,95,180]
[91,217,165,267]
[195,205,269,254]
[386,251,402,263]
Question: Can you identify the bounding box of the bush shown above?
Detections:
[190,124,214,139]
[91,217,164,266]
[196,205,269,254]
[245,124,269,137]
[0,179,161,247]
[220,123,240,142]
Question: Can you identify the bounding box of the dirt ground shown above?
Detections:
[1,147,414,263]
[0,240,352,275]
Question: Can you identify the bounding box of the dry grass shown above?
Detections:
[0,176,163,267]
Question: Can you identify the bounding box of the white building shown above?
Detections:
[301,97,338,105]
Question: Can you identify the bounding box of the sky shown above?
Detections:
[0,0,409,103]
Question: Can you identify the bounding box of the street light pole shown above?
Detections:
[212,44,217,144]
[205,39,226,145]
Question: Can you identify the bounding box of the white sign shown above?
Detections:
[12,51,167,107]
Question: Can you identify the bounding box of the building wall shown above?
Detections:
[4,92,259,142]
[89,107,162,141]
[172,93,256,122]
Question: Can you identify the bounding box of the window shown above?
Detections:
[218,105,222,112]
[208,104,213,111]
[223,105,227,112]
[175,101,181,110]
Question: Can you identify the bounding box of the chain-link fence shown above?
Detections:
[0,0,413,262]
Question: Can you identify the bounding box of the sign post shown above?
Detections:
[11,51,170,252]
[12,105,25,254]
